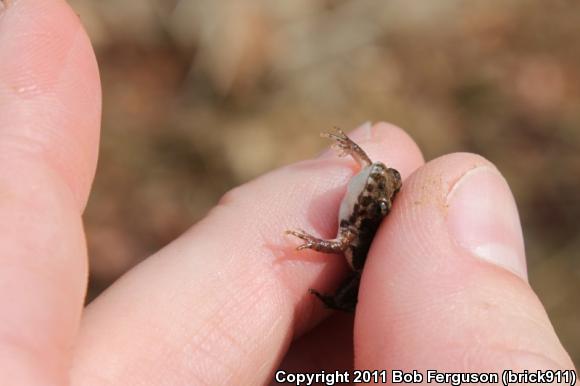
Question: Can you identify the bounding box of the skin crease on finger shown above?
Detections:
[0,0,101,385]
[355,153,575,371]
[70,123,424,386]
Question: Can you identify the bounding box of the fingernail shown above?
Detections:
[447,166,527,280]
[343,121,373,141]
[353,121,373,141]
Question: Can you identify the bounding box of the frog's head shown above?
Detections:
[367,163,403,216]
[370,163,402,195]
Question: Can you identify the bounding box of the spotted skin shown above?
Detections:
[286,128,402,312]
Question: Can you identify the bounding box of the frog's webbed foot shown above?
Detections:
[321,127,372,167]
[285,229,348,254]
[309,273,360,313]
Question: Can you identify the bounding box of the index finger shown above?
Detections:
[71,122,424,385]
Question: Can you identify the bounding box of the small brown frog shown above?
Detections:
[286,128,402,312]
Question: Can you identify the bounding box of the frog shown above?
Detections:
[286,128,402,312]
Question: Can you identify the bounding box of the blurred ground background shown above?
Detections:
[68,0,579,364]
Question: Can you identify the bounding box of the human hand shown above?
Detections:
[0,1,575,385]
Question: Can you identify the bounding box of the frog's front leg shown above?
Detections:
[309,272,360,312]
[285,228,354,254]
[321,127,372,167]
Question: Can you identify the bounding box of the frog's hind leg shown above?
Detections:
[285,229,350,254]
[309,272,360,313]
[322,127,371,167]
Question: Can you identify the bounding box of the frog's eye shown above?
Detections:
[389,168,401,181]
[388,168,402,192]
[379,200,389,215]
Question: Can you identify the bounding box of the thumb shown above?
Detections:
[355,153,575,371]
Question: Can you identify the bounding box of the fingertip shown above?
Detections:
[0,0,101,209]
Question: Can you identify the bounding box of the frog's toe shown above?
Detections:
[296,242,314,251]
[330,143,349,157]
[286,229,316,249]
[285,229,308,239]
[308,288,327,300]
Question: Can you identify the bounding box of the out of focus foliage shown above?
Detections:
[71,0,579,362]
